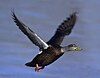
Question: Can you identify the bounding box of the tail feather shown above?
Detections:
[25,62,34,67]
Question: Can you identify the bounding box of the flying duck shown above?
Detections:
[12,11,82,72]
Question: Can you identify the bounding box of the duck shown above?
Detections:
[12,11,82,72]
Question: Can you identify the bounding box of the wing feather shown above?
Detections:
[47,12,77,45]
[12,11,49,50]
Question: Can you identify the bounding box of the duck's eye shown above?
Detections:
[74,48,77,50]
[72,47,77,50]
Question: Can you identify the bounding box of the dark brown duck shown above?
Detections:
[12,11,82,72]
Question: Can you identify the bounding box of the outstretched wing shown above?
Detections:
[47,12,77,45]
[12,11,49,50]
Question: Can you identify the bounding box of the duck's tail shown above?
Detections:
[25,62,34,67]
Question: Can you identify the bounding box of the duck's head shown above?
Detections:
[67,44,82,51]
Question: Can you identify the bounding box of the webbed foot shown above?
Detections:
[35,64,44,72]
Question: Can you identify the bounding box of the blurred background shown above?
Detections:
[0,0,100,78]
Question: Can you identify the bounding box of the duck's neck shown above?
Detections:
[61,46,69,53]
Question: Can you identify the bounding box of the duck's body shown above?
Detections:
[12,11,82,72]
[26,44,64,68]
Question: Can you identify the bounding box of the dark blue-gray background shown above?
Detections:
[0,0,100,78]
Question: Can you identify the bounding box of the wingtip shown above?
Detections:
[73,11,78,14]
[70,11,78,17]
[11,9,20,24]
[71,11,77,16]
[11,9,18,20]
[11,8,15,17]
[11,8,15,13]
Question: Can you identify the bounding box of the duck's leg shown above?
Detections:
[35,64,44,72]
[35,64,39,72]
